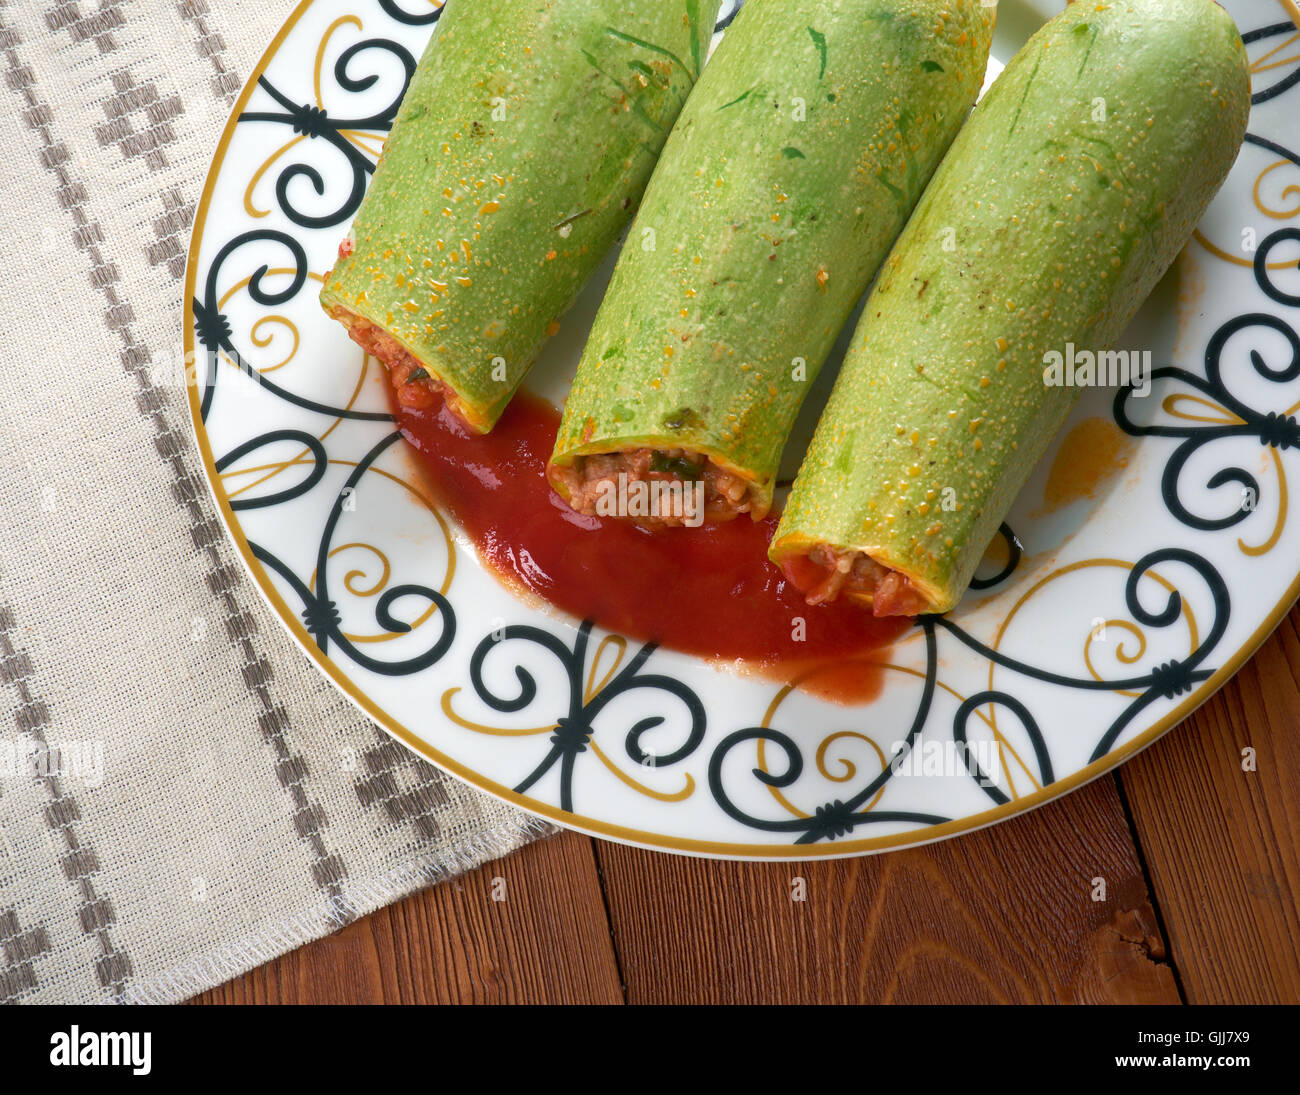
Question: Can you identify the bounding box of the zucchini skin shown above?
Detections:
[549,0,996,517]
[320,0,721,432]
[771,0,1250,612]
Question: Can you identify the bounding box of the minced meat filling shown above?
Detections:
[552,449,756,526]
[799,545,930,617]
[327,311,452,414]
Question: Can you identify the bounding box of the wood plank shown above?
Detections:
[191,830,622,1004]
[1120,604,1300,1004]
[596,775,1179,1004]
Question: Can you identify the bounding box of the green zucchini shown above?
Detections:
[548,0,995,523]
[771,0,1250,615]
[320,0,722,431]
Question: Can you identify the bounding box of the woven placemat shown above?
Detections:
[0,0,550,1005]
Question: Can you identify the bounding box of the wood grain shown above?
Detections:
[189,607,1300,1005]
[192,830,621,1004]
[1120,603,1300,1004]
[595,775,1178,1004]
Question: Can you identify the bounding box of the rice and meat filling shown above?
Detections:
[326,308,471,419]
[551,448,758,527]
[793,544,932,617]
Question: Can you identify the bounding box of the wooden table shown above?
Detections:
[194,604,1300,1004]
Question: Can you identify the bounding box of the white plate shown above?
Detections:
[184,0,1300,857]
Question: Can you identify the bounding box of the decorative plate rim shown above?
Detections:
[182,0,1300,859]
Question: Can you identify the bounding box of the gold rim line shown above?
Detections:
[182,0,1300,859]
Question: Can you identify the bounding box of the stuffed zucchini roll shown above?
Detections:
[771,0,1250,615]
[548,0,995,524]
[320,0,722,432]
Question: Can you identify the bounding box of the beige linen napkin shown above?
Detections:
[0,0,549,1005]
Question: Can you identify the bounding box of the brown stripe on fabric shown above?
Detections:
[354,731,451,843]
[143,0,224,281]
[0,0,353,921]
[169,0,474,860]
[0,905,53,1003]
[44,0,126,56]
[49,3,185,173]
[0,605,128,997]
[147,185,193,281]
[177,0,241,103]
[93,65,184,172]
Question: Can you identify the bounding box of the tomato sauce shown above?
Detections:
[395,389,909,702]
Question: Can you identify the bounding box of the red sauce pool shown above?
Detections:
[396,390,910,703]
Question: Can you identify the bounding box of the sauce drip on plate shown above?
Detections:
[396,390,909,702]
